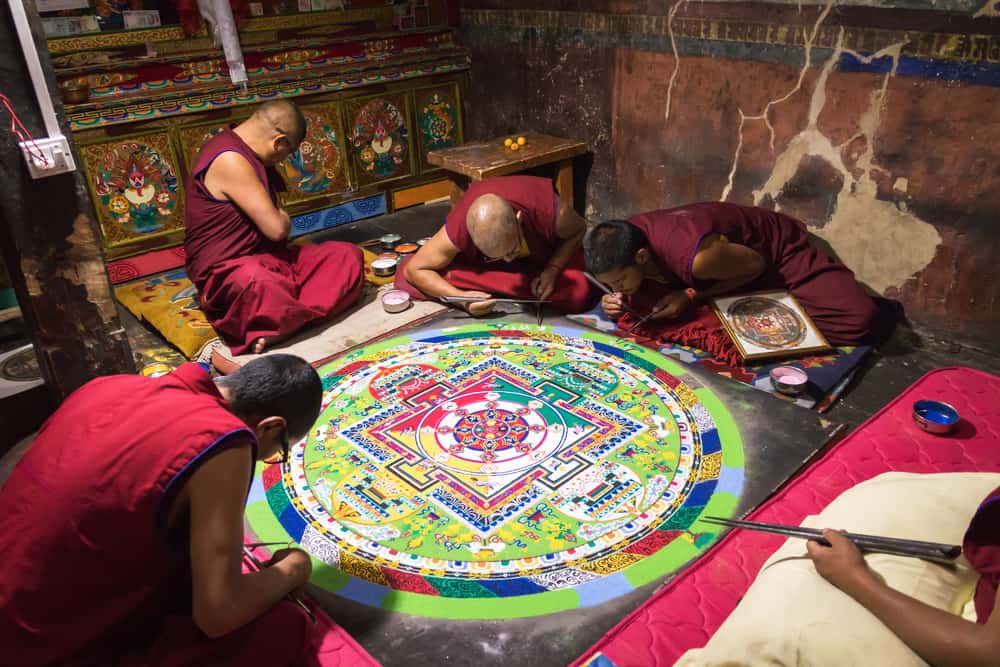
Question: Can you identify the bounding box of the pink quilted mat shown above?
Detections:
[571,366,1000,667]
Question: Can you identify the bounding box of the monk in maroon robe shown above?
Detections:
[805,484,1000,664]
[185,100,363,355]
[584,203,881,361]
[396,175,594,316]
[0,355,320,666]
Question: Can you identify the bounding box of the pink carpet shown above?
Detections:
[572,366,1000,667]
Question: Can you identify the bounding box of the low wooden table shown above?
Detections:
[427,132,588,211]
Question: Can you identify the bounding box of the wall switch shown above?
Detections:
[19,135,77,179]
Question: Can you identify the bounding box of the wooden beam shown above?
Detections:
[0,1,133,403]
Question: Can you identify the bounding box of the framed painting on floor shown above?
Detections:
[712,289,832,361]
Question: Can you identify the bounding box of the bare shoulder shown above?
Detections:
[188,442,254,497]
[203,151,256,199]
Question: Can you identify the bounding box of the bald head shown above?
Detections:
[235,100,307,165]
[467,194,519,259]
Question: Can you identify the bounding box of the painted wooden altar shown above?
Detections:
[48,5,467,270]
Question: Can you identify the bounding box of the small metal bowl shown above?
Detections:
[912,400,960,435]
[379,233,402,252]
[381,289,412,313]
[769,366,808,396]
[371,258,397,278]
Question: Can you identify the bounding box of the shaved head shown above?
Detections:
[254,100,307,145]
[467,194,519,258]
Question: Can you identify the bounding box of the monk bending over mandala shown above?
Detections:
[185,100,363,355]
[583,202,883,354]
[0,355,320,666]
[396,175,595,316]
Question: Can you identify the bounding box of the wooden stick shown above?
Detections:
[701,516,961,563]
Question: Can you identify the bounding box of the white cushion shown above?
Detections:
[675,472,1000,667]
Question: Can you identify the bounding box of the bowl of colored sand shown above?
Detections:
[379,233,402,252]
[381,289,411,313]
[769,366,809,396]
[394,242,419,255]
[371,258,397,278]
[912,400,960,435]
[377,252,400,262]
[417,237,431,246]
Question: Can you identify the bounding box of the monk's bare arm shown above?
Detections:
[810,530,1000,667]
[547,206,587,272]
[688,234,766,298]
[203,152,291,242]
[404,227,483,300]
[187,444,311,638]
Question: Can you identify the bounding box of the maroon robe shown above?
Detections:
[619,203,879,362]
[964,485,1000,623]
[394,175,594,313]
[0,364,310,666]
[185,129,363,354]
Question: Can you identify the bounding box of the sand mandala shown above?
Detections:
[245,324,744,618]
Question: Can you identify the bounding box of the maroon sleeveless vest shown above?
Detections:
[0,363,255,665]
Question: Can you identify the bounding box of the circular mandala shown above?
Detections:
[246,324,744,618]
[727,296,807,350]
[1,348,40,382]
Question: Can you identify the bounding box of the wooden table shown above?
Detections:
[426,132,588,211]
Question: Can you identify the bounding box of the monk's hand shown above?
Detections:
[650,290,692,320]
[267,548,313,590]
[531,266,559,302]
[806,529,875,594]
[601,293,625,319]
[461,290,496,317]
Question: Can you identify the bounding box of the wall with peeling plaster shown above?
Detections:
[461,0,1000,349]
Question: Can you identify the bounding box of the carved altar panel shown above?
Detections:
[413,82,462,174]
[275,101,352,205]
[79,132,185,254]
[345,92,414,187]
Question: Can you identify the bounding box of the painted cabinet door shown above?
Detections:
[177,118,244,176]
[274,101,352,205]
[413,82,462,174]
[345,92,414,187]
[79,131,185,255]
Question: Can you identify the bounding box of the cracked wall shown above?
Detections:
[461,0,1000,348]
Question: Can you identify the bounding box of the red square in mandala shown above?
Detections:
[261,463,283,489]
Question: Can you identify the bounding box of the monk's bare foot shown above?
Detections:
[211,349,241,376]
[252,337,272,354]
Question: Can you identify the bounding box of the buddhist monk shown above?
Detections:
[185,100,363,354]
[0,355,320,666]
[584,202,881,355]
[396,175,594,316]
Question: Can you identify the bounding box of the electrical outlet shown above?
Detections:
[19,135,77,179]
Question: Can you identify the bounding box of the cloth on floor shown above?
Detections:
[567,301,870,411]
[676,472,1000,667]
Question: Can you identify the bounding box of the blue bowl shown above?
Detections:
[912,400,960,435]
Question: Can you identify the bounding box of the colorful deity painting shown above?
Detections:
[714,290,831,360]
[349,96,410,184]
[416,88,459,167]
[81,134,184,248]
[275,104,348,204]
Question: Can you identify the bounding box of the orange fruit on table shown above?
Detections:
[503,138,513,147]
[517,136,526,145]
[509,143,520,151]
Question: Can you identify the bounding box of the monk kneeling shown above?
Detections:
[584,202,882,346]
[397,175,595,315]
[185,100,363,355]
[0,356,321,666]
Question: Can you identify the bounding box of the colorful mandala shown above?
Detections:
[246,324,744,618]
[727,297,807,350]
[350,97,409,180]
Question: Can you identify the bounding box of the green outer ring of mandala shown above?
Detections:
[245,323,745,619]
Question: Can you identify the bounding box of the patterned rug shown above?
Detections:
[567,303,871,412]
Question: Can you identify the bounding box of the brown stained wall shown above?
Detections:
[460,1,1000,350]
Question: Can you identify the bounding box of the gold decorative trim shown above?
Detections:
[48,6,392,55]
[462,8,1000,65]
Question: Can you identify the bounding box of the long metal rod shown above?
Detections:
[242,546,316,622]
[440,295,551,305]
[702,516,962,562]
[583,272,651,330]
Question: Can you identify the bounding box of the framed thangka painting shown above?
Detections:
[413,83,462,173]
[79,132,185,254]
[345,92,413,186]
[274,102,351,206]
[712,289,832,361]
[177,116,246,176]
